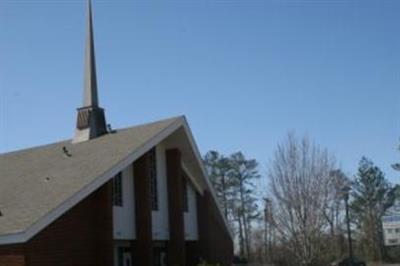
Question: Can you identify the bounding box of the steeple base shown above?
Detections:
[73,106,107,143]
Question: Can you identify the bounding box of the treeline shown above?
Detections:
[203,133,400,266]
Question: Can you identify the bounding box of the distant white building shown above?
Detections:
[382,214,400,246]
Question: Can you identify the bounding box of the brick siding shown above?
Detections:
[0,181,113,266]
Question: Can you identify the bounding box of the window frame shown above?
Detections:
[113,172,123,207]
[182,174,189,213]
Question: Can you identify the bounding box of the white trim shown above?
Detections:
[0,233,25,245]
[0,116,233,244]
[0,118,184,245]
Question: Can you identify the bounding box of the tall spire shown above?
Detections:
[83,0,98,107]
[73,0,107,143]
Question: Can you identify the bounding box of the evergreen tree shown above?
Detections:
[203,150,233,220]
[203,151,260,259]
[351,157,397,260]
[229,152,261,259]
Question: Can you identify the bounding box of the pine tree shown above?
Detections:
[203,151,260,259]
[229,152,261,259]
[203,150,233,220]
[351,157,397,260]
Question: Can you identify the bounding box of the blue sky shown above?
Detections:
[0,0,399,184]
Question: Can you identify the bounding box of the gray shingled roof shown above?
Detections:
[0,117,180,236]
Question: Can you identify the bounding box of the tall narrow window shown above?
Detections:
[149,147,158,211]
[182,176,189,212]
[113,172,123,206]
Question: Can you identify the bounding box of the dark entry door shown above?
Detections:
[153,244,167,266]
[117,246,132,266]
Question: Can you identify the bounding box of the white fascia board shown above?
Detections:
[0,118,185,245]
[181,118,234,240]
[0,233,25,245]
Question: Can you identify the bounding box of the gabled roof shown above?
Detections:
[0,116,232,244]
[0,117,179,240]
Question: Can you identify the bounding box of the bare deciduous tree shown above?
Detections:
[268,133,336,266]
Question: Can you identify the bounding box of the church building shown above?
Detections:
[0,1,234,266]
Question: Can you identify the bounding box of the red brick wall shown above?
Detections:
[132,154,153,266]
[0,181,113,266]
[186,241,201,266]
[166,149,186,266]
[0,245,25,266]
[196,190,234,266]
[0,255,25,266]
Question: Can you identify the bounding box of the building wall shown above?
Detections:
[0,244,25,266]
[196,190,234,266]
[132,152,153,265]
[113,165,135,240]
[184,180,199,241]
[0,182,114,266]
[185,241,200,266]
[112,142,200,242]
[152,144,170,240]
[383,215,400,246]
[0,148,233,266]
[165,148,186,266]
[112,144,171,241]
